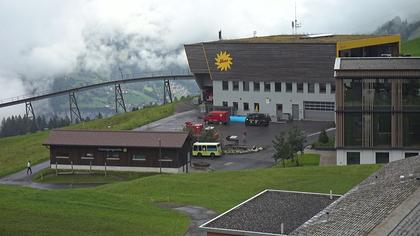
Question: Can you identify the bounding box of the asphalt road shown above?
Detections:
[136,108,334,171]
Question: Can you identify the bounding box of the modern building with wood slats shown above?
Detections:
[184,34,400,121]
[334,57,420,165]
[43,130,192,173]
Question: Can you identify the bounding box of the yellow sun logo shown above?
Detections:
[215,51,233,71]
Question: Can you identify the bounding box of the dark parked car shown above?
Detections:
[245,113,271,126]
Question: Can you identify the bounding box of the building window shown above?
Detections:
[264,82,271,92]
[232,81,239,91]
[243,81,249,91]
[106,152,120,160]
[81,152,94,160]
[243,102,249,111]
[344,113,362,147]
[233,102,238,110]
[405,152,418,158]
[254,103,260,112]
[303,101,335,111]
[373,113,391,146]
[222,101,228,107]
[222,81,229,91]
[330,83,336,94]
[132,154,146,161]
[373,79,391,108]
[308,83,315,93]
[286,83,292,92]
[403,112,420,147]
[402,79,420,109]
[253,82,260,91]
[275,82,282,92]
[375,152,389,164]
[344,79,362,107]
[347,152,360,165]
[319,83,326,93]
[297,83,304,93]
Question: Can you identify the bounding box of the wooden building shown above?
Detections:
[43,130,192,173]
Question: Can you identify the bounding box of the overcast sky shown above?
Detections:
[0,0,418,116]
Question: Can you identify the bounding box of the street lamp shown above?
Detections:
[158,138,162,173]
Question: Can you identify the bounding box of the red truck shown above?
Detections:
[203,111,229,124]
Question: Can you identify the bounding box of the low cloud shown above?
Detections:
[0,0,418,118]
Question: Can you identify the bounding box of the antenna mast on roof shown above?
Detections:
[291,0,301,35]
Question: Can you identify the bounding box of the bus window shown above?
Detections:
[193,145,198,151]
[202,146,206,151]
[198,146,202,151]
[208,145,217,151]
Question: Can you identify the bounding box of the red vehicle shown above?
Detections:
[203,111,229,124]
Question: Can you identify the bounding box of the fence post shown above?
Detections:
[56,162,58,176]
[104,161,107,176]
[71,161,74,174]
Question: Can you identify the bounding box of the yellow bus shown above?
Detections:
[192,142,222,158]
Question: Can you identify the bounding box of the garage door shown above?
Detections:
[303,101,335,121]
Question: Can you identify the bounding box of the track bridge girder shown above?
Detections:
[163,79,173,104]
[114,83,127,113]
[25,101,35,120]
[69,92,82,123]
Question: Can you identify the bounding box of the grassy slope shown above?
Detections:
[0,103,176,177]
[402,37,420,56]
[0,164,380,236]
[0,131,49,177]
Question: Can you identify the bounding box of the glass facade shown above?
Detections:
[339,77,420,151]
[403,113,420,147]
[373,113,391,146]
[402,79,420,109]
[344,113,362,146]
[344,79,362,108]
[373,79,391,108]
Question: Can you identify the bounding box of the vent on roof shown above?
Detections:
[303,33,333,39]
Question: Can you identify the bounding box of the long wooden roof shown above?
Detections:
[43,130,189,148]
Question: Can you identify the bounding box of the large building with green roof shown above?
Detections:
[184,34,400,121]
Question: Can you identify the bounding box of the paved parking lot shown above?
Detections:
[137,108,334,171]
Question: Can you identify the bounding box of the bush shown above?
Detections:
[318,128,329,144]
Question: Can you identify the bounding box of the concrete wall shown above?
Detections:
[213,80,336,120]
[336,150,419,165]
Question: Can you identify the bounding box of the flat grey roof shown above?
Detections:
[290,157,420,236]
[200,189,340,235]
[335,57,420,71]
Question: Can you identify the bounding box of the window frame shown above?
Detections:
[286,83,292,93]
[253,82,260,91]
[222,81,229,91]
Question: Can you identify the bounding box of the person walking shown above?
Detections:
[26,161,32,175]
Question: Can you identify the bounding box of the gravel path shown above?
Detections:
[0,161,99,189]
